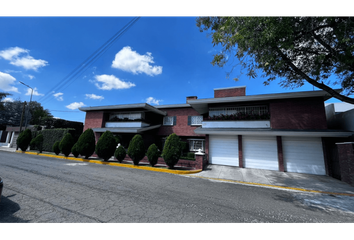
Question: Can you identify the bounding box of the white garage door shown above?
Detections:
[209,135,238,166]
[243,136,279,170]
[282,137,325,175]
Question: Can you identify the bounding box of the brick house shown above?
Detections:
[79,86,353,176]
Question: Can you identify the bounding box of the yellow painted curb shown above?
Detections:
[189,175,354,197]
[16,150,202,175]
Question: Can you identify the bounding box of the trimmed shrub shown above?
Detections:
[95,131,116,161]
[187,152,195,159]
[162,133,181,169]
[146,144,160,167]
[52,141,60,155]
[127,134,145,165]
[114,145,126,163]
[76,128,96,159]
[71,143,79,158]
[17,129,32,151]
[30,134,44,153]
[59,133,75,157]
[114,135,121,145]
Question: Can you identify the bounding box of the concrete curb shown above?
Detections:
[188,175,354,197]
[16,150,202,175]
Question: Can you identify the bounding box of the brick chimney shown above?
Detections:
[186,96,198,103]
[214,86,246,98]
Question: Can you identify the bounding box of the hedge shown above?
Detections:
[31,128,75,152]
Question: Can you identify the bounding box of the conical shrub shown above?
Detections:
[147,144,160,167]
[76,128,96,159]
[127,134,145,165]
[52,141,60,155]
[114,145,126,163]
[17,129,32,151]
[30,134,44,153]
[71,142,79,158]
[95,131,116,161]
[59,133,75,157]
[162,133,181,169]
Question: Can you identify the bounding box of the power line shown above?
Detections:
[38,17,140,104]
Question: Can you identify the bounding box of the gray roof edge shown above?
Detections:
[187,89,341,105]
[155,103,191,109]
[79,103,166,116]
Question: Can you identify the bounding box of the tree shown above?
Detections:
[0,100,26,126]
[52,141,60,155]
[0,92,10,110]
[127,134,145,165]
[114,145,126,163]
[71,143,80,158]
[95,131,117,161]
[162,133,181,169]
[30,134,44,153]
[146,144,160,167]
[28,101,53,125]
[59,133,75,157]
[197,17,354,104]
[76,128,96,159]
[16,129,32,151]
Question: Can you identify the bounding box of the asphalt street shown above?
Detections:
[0,151,353,223]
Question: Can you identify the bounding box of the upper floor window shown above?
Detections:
[163,116,176,126]
[109,112,144,121]
[188,116,203,126]
[209,106,269,117]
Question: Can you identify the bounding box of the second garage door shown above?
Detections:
[243,136,279,171]
[209,135,239,166]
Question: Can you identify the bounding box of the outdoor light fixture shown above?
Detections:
[19,81,33,129]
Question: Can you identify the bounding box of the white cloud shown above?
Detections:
[146,97,162,105]
[53,92,64,101]
[85,93,104,100]
[112,46,162,76]
[0,71,19,93]
[93,74,135,90]
[25,87,44,96]
[0,47,48,71]
[28,74,35,79]
[1,97,14,102]
[0,46,28,60]
[66,102,85,110]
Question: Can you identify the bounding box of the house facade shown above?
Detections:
[79,86,353,176]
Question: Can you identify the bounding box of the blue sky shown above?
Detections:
[0,16,343,123]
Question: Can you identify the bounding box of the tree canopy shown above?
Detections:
[196,17,354,104]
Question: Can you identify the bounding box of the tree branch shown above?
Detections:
[275,47,354,104]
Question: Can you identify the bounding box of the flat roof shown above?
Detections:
[194,127,353,137]
[92,124,161,133]
[79,103,167,116]
[188,89,340,114]
[155,103,191,109]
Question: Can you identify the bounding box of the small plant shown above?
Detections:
[71,143,79,158]
[187,152,195,159]
[114,145,126,163]
[146,144,160,167]
[95,131,117,161]
[76,128,96,159]
[162,133,181,169]
[16,129,32,151]
[127,134,145,165]
[52,141,60,155]
[30,134,44,153]
[59,133,75,157]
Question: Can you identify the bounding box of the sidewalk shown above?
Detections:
[0,147,16,153]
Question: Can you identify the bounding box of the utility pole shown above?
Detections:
[16,101,27,150]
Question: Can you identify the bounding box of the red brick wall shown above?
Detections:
[269,97,327,129]
[214,87,246,98]
[83,111,105,131]
[157,107,205,137]
[336,143,354,186]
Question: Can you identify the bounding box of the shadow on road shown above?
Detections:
[0,194,29,223]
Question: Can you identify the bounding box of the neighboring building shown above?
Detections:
[79,86,353,176]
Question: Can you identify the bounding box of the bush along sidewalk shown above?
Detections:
[59,133,75,157]
[17,129,32,151]
[162,133,181,169]
[127,134,145,165]
[52,141,60,155]
[95,130,116,161]
[146,144,160,167]
[114,145,126,163]
[76,128,96,159]
[30,134,44,153]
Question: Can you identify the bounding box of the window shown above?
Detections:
[209,106,269,117]
[188,116,203,126]
[109,112,144,121]
[163,116,176,126]
[188,139,205,152]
